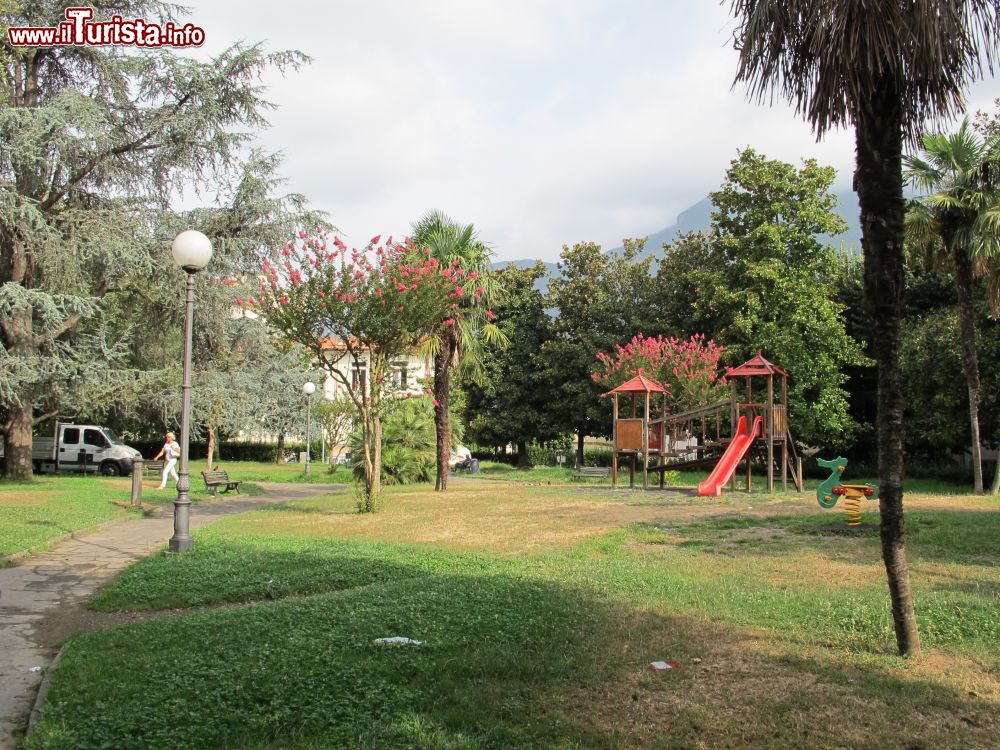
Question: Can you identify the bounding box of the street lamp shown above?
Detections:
[169,229,213,553]
[302,381,316,476]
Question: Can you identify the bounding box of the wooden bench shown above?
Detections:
[201,470,242,496]
[141,460,165,476]
[572,466,611,480]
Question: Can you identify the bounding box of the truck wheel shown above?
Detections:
[33,461,41,473]
[100,461,120,477]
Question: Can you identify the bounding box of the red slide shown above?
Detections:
[697,415,763,497]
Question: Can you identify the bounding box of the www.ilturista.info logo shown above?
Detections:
[8,7,205,48]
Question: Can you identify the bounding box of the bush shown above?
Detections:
[349,399,436,485]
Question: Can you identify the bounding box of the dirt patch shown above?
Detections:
[557,613,1000,749]
[0,490,64,508]
[29,603,164,649]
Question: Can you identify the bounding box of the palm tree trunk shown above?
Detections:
[855,77,921,657]
[433,335,452,491]
[951,243,984,494]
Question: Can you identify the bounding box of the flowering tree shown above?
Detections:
[250,229,460,511]
[592,333,728,414]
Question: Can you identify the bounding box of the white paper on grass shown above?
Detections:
[373,637,423,646]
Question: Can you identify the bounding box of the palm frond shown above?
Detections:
[730,0,1000,141]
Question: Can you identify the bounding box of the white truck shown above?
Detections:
[0,423,142,476]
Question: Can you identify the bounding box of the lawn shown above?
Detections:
[27,480,1000,749]
[0,460,340,561]
[0,476,140,560]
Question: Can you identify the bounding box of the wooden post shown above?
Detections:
[767,373,774,493]
[612,394,619,488]
[642,392,649,489]
[782,375,789,491]
[659,392,665,489]
[730,380,738,492]
[746,377,752,492]
[131,458,144,507]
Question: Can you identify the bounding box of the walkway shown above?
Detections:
[0,482,343,749]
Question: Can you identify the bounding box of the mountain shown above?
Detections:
[607,190,864,259]
[492,189,866,289]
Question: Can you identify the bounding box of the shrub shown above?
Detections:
[349,398,435,485]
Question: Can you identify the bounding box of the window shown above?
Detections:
[62,428,80,445]
[351,361,367,393]
[392,361,409,389]
[84,429,109,448]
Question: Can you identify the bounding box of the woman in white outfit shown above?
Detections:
[153,431,181,489]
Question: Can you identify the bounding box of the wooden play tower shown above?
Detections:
[609,375,668,489]
[724,353,802,493]
[607,353,803,492]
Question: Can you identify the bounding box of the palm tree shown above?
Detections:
[411,210,506,491]
[729,0,1000,657]
[904,119,1000,494]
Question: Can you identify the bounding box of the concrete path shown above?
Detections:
[0,482,343,749]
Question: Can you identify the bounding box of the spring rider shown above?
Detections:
[816,457,879,526]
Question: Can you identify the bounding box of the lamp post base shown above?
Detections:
[168,536,194,553]
[169,474,194,553]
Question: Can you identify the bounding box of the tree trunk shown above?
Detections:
[951,243,984,494]
[370,415,382,510]
[1,301,36,480]
[276,432,286,464]
[854,77,921,657]
[516,440,530,469]
[206,425,216,471]
[576,431,585,468]
[3,402,34,480]
[433,334,453,491]
[991,442,1000,495]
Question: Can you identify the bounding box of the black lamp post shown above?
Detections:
[169,229,213,553]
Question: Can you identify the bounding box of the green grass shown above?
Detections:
[179,459,352,484]
[0,461,318,560]
[0,476,139,559]
[29,482,1000,749]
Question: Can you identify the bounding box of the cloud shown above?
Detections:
[178,1,1000,261]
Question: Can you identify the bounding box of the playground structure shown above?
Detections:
[608,353,804,493]
[816,456,879,526]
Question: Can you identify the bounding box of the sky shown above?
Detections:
[182,0,1000,262]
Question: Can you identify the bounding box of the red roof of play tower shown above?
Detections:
[726,353,787,377]
[608,374,667,393]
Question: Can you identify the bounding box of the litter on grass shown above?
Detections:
[648,661,680,671]
[28,666,42,673]
[374,636,423,646]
